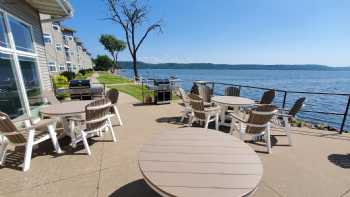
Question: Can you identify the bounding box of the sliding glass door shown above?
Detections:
[0,10,43,119]
[0,53,25,118]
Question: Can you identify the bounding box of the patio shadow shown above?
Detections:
[109,179,160,197]
[328,154,350,169]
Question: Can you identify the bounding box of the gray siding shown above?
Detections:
[0,0,52,90]
[41,14,66,73]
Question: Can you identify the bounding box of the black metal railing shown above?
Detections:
[193,80,350,133]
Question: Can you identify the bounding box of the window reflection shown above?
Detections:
[8,16,34,53]
[0,53,24,118]
[0,13,8,48]
[18,56,42,107]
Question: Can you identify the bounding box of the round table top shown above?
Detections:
[212,96,255,106]
[139,127,263,197]
[40,100,93,117]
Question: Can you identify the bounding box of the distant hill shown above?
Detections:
[118,61,350,70]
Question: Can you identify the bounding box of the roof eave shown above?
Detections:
[26,0,73,20]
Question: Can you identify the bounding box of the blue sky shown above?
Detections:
[65,0,350,66]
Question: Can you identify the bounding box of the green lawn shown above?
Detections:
[108,84,150,101]
[97,72,179,101]
[97,72,131,84]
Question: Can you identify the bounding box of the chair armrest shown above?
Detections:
[204,105,220,112]
[1,130,28,136]
[67,116,85,122]
[31,118,57,129]
[275,113,292,118]
[229,113,247,123]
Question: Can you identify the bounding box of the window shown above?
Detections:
[77,46,82,51]
[0,13,8,48]
[0,11,41,119]
[48,62,56,72]
[72,65,77,70]
[59,64,65,71]
[18,56,42,109]
[43,33,52,44]
[67,63,73,72]
[68,36,73,41]
[52,24,60,31]
[0,53,25,118]
[8,16,34,53]
[55,44,62,51]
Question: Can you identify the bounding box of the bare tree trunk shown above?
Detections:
[110,52,117,74]
[132,54,139,80]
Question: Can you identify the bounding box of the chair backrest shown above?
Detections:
[225,86,240,97]
[188,93,205,120]
[178,87,190,104]
[198,85,212,103]
[288,97,306,117]
[106,88,119,104]
[42,90,60,105]
[190,83,199,95]
[85,98,111,132]
[246,105,277,134]
[260,90,276,104]
[0,112,26,144]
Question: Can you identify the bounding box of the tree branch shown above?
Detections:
[136,23,162,52]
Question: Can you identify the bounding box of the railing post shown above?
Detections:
[282,91,287,109]
[141,79,144,104]
[340,95,350,134]
[212,82,215,95]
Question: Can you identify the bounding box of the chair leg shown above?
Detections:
[23,129,35,172]
[204,115,210,130]
[285,122,292,146]
[0,137,8,166]
[239,122,245,140]
[47,124,63,154]
[266,123,272,154]
[215,113,219,130]
[108,118,117,142]
[187,115,194,127]
[81,131,91,156]
[113,105,123,126]
[180,115,185,123]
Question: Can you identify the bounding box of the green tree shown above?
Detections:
[94,55,115,71]
[99,34,126,73]
[105,0,162,80]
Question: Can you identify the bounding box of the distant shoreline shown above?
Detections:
[119,61,350,71]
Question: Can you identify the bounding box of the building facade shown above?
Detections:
[41,21,94,74]
[41,14,66,73]
[0,0,72,119]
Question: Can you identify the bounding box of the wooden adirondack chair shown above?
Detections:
[0,112,62,171]
[69,98,116,155]
[271,97,306,146]
[188,93,220,130]
[106,89,123,126]
[230,105,278,153]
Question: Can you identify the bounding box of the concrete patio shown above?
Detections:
[0,93,349,197]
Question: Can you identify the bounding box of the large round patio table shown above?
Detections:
[40,100,93,141]
[139,127,263,197]
[212,96,255,126]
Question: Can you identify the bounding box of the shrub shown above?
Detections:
[52,75,68,88]
[75,73,85,80]
[61,71,76,81]
[93,55,114,71]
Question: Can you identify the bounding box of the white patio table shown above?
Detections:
[40,100,92,142]
[139,127,263,197]
[211,96,255,127]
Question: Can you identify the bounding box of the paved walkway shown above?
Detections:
[0,93,349,197]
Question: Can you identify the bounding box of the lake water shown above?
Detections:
[120,69,350,131]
